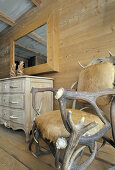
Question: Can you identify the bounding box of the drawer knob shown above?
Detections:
[10,116,18,119]
[9,101,18,104]
[4,121,8,127]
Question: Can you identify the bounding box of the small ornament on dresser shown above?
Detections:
[17,61,24,76]
[10,63,16,77]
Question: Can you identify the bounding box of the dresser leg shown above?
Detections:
[26,132,30,142]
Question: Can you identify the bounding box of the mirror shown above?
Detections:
[15,24,47,69]
[10,12,59,75]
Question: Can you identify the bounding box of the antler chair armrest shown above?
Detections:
[30,87,58,115]
[30,87,75,115]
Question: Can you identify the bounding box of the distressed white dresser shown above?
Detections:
[0,76,53,141]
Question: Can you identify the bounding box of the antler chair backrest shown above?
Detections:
[76,60,115,149]
[77,62,114,106]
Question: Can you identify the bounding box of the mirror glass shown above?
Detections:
[15,24,47,69]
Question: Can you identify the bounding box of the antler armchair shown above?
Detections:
[29,54,115,170]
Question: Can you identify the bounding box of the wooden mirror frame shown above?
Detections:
[10,11,59,75]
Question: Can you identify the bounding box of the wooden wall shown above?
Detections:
[0,46,10,78]
[0,0,115,111]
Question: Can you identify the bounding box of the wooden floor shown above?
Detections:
[0,125,114,170]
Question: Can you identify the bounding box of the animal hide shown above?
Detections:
[35,109,104,142]
[77,62,114,106]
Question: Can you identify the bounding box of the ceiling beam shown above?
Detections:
[28,32,46,46]
[15,42,46,57]
[15,53,30,59]
[0,11,15,26]
[31,0,41,6]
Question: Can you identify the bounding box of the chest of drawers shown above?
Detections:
[0,76,53,141]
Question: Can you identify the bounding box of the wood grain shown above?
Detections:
[0,0,115,112]
[32,0,41,6]
[0,125,114,170]
[0,11,15,26]
[0,76,53,141]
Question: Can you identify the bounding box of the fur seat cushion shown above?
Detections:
[35,109,104,142]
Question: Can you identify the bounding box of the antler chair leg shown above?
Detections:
[61,111,98,170]
[29,122,52,157]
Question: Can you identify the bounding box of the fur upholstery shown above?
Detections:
[77,62,114,106]
[35,109,104,142]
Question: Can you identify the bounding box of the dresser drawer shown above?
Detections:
[2,94,25,109]
[0,82,2,92]
[10,109,25,124]
[2,79,25,93]
[0,106,2,117]
[2,107,25,124]
[0,95,2,105]
[2,108,10,120]
[2,81,9,93]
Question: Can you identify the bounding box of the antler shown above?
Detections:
[78,61,85,68]
[78,56,96,68]
[62,111,98,170]
[78,51,115,69]
[108,50,113,56]
[95,51,115,64]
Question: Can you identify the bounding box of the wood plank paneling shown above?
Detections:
[0,46,10,78]
[0,0,115,113]
[32,0,41,6]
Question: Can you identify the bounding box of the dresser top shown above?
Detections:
[0,75,53,81]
